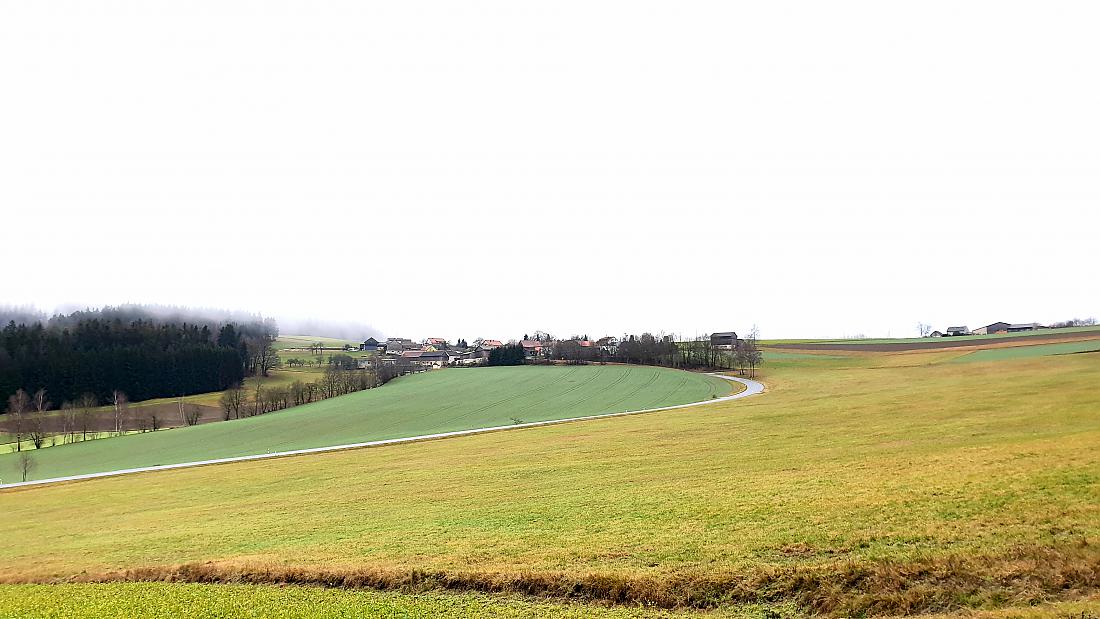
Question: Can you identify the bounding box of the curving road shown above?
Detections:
[0,373,764,490]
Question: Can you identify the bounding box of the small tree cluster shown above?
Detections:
[487,344,525,366]
[1050,317,1097,328]
[4,387,137,450]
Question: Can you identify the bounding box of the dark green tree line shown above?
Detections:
[0,309,273,406]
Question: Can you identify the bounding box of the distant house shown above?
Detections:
[944,326,970,337]
[929,330,943,337]
[480,339,503,349]
[710,331,739,348]
[520,340,544,359]
[597,336,619,355]
[1008,323,1043,332]
[401,350,447,368]
[425,337,447,346]
[386,338,417,354]
[360,337,383,352]
[447,350,478,365]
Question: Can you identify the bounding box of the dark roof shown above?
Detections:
[711,331,737,337]
[946,326,968,332]
[363,337,380,345]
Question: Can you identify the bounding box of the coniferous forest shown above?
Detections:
[0,306,275,405]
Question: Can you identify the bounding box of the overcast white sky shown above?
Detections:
[2,1,1098,341]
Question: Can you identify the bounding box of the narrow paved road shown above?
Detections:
[1,373,764,490]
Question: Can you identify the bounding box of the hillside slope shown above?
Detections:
[0,365,730,482]
[1,348,1097,615]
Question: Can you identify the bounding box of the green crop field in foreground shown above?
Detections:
[0,365,731,482]
[0,583,715,618]
[0,583,1095,619]
[0,349,1097,615]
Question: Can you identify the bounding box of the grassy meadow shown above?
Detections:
[762,324,1100,346]
[274,334,362,351]
[0,344,1097,616]
[0,365,730,482]
[951,339,1100,362]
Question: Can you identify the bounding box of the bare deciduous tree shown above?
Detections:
[61,401,78,444]
[77,393,97,441]
[743,327,763,379]
[250,337,281,377]
[25,388,52,449]
[111,390,129,435]
[31,388,50,414]
[219,384,245,420]
[148,409,162,432]
[18,451,35,482]
[250,384,264,416]
[183,405,202,426]
[26,413,48,449]
[6,389,31,451]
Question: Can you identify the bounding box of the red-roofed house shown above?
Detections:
[520,339,545,359]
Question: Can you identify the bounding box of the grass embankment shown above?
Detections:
[0,349,1097,616]
[0,366,730,481]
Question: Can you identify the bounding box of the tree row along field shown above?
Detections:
[0,347,1096,616]
[0,365,731,482]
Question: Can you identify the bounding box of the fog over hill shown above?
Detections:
[0,304,381,341]
[274,317,382,342]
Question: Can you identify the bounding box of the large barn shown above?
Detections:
[710,331,739,348]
